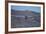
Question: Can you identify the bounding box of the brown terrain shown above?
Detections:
[11,10,40,28]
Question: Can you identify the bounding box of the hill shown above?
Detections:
[11,9,40,28]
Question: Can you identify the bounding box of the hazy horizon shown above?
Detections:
[11,6,41,13]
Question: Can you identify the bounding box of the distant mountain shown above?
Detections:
[11,9,40,16]
[11,9,15,15]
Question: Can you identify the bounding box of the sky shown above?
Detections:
[11,6,41,13]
